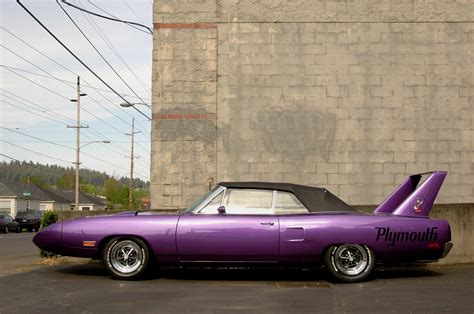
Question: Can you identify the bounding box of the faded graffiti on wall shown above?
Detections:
[249,109,336,160]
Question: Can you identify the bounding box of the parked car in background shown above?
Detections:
[15,211,42,232]
[0,214,21,233]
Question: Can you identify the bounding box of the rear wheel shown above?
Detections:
[324,244,375,283]
[102,237,149,280]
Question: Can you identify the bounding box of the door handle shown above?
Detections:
[260,222,275,226]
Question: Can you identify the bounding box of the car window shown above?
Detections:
[198,190,224,214]
[275,191,309,215]
[185,186,221,214]
[223,189,274,215]
[16,212,34,218]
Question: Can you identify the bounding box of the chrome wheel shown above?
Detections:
[334,244,368,276]
[110,240,143,274]
[325,243,375,282]
[103,237,150,280]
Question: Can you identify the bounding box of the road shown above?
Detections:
[0,233,473,313]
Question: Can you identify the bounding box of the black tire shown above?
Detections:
[27,228,32,232]
[324,244,375,283]
[4,226,8,234]
[102,237,149,280]
[16,225,21,233]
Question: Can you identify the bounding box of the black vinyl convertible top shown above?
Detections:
[218,182,355,212]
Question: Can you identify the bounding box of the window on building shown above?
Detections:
[0,200,11,211]
[223,189,273,215]
[274,191,308,215]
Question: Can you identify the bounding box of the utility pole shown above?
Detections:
[126,118,140,209]
[67,76,87,210]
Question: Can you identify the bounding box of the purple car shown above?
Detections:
[33,171,452,282]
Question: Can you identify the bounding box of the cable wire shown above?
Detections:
[87,0,150,35]
[79,0,151,96]
[57,0,150,108]
[60,0,153,34]
[16,0,151,121]
[1,25,151,136]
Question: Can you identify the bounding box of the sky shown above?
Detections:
[0,0,153,182]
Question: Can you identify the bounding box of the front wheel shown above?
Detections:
[324,244,375,283]
[103,237,149,280]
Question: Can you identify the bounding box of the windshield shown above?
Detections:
[184,186,221,214]
[16,212,34,218]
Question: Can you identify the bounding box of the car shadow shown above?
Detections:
[54,261,444,283]
[374,265,443,279]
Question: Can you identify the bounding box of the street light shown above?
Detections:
[80,140,111,149]
[120,101,151,109]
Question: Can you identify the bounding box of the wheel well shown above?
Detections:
[97,235,155,262]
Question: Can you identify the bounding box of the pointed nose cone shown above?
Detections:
[33,222,63,254]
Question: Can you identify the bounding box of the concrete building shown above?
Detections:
[151,0,473,209]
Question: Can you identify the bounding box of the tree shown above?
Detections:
[21,176,50,189]
[57,173,76,189]
[104,178,129,209]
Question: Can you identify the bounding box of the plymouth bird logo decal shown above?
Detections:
[414,195,424,213]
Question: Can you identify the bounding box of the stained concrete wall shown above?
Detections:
[152,1,474,209]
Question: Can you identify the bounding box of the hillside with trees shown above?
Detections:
[0,160,149,209]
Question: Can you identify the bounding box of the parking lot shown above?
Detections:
[0,232,473,313]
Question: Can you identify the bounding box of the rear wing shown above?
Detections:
[374,171,447,217]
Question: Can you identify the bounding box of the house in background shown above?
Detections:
[0,182,107,215]
[55,190,106,211]
[0,182,70,216]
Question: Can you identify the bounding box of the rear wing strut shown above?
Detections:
[374,171,447,217]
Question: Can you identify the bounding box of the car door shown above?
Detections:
[7,215,16,230]
[177,188,279,262]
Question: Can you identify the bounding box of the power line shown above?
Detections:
[57,0,150,108]
[2,60,147,143]
[60,0,153,34]
[1,127,74,150]
[0,153,70,176]
[2,65,70,101]
[0,88,75,123]
[87,0,150,35]
[1,25,151,136]
[78,0,151,96]
[16,0,151,121]
[0,64,150,101]
[0,99,68,126]
[1,87,140,155]
[1,25,151,101]
[122,0,146,26]
[1,140,72,164]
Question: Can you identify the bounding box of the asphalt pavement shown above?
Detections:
[0,233,473,313]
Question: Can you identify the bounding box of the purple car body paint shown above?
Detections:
[33,171,452,282]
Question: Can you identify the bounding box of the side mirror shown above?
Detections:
[217,206,226,215]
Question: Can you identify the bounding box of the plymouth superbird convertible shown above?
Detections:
[34,171,452,282]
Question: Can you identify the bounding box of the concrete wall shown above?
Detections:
[152,0,474,209]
